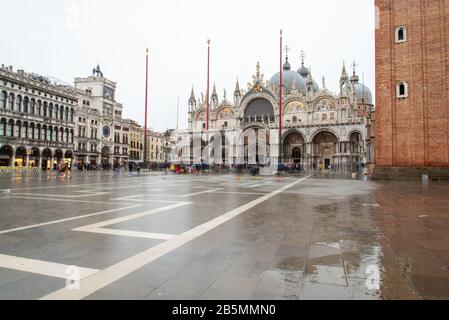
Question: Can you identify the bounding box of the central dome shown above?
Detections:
[269,57,307,93]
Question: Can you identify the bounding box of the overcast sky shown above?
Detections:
[1,0,375,131]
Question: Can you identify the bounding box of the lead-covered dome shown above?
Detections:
[269,57,307,93]
[354,82,373,104]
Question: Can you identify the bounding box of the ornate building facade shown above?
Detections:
[74,66,130,170]
[0,64,142,171]
[374,0,449,179]
[0,65,76,169]
[174,54,375,173]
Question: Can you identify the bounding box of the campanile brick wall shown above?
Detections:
[375,0,449,168]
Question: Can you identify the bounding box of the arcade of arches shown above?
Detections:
[0,144,73,170]
[283,130,364,171]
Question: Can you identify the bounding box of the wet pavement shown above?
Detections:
[0,172,448,300]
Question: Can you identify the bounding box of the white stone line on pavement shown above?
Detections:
[81,228,176,240]
[0,178,175,192]
[0,181,123,192]
[179,188,224,198]
[41,175,311,300]
[211,191,268,195]
[6,196,139,206]
[73,202,192,232]
[12,192,111,198]
[247,184,263,188]
[0,206,141,235]
[109,196,188,204]
[0,254,99,280]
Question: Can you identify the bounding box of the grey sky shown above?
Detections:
[1,0,375,131]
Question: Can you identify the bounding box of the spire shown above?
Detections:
[212,83,218,98]
[188,86,197,111]
[234,78,240,94]
[350,60,360,83]
[300,50,306,67]
[306,68,314,85]
[280,43,290,71]
[298,50,310,78]
[340,61,348,81]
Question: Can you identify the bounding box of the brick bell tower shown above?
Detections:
[374,0,449,179]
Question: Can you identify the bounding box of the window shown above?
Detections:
[395,26,407,43]
[8,93,14,110]
[292,116,298,123]
[0,91,6,109]
[16,95,22,112]
[397,82,409,98]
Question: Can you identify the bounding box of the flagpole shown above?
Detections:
[278,30,283,174]
[144,48,149,168]
[206,39,211,166]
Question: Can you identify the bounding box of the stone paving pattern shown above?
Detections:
[0,172,448,300]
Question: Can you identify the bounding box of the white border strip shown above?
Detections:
[0,254,99,280]
[41,175,311,300]
[0,206,140,235]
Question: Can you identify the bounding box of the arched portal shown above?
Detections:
[64,150,73,168]
[189,138,206,166]
[29,148,40,168]
[101,146,111,170]
[241,127,270,166]
[349,132,363,172]
[15,147,27,167]
[283,131,305,165]
[54,149,63,170]
[0,145,14,166]
[311,131,338,171]
[41,148,52,170]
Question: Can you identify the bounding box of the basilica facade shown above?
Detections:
[174,54,375,173]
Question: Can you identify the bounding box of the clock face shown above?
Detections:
[103,126,111,138]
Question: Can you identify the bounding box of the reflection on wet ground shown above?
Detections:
[0,173,448,299]
[267,178,449,300]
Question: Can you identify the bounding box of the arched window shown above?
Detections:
[8,93,15,110]
[42,125,47,141]
[43,102,48,117]
[60,105,64,120]
[27,98,33,114]
[70,108,74,122]
[397,82,409,98]
[0,91,6,109]
[395,26,407,43]
[36,125,41,140]
[16,95,22,112]
[49,103,53,118]
[292,116,298,123]
[8,119,14,137]
[55,105,59,119]
[37,100,42,116]
[0,119,6,136]
[16,121,21,138]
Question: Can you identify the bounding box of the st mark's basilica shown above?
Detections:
[173,52,375,173]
